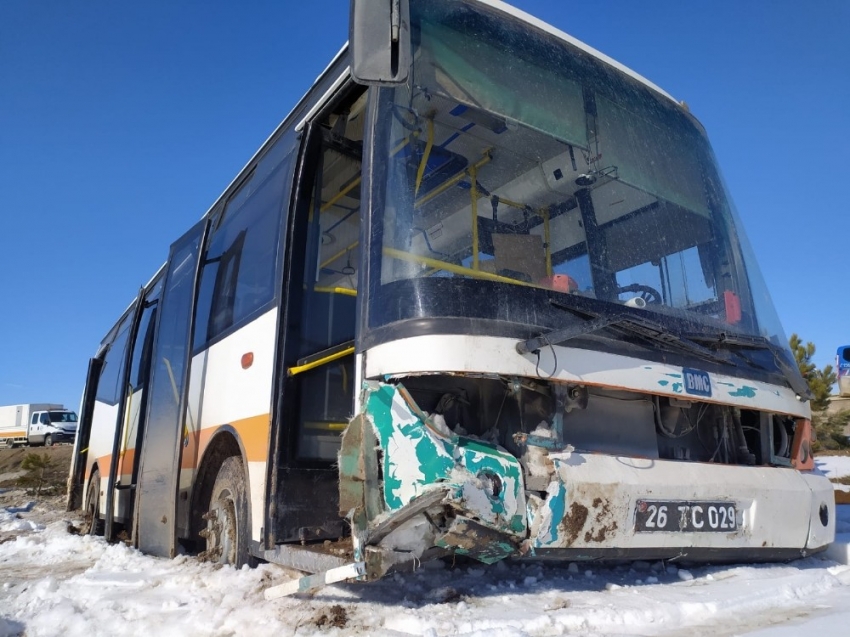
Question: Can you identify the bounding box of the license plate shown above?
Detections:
[634,500,738,533]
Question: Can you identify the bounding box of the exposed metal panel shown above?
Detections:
[134,220,207,558]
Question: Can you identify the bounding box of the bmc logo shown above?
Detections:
[683,368,712,397]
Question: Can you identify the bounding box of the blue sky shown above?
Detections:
[1,0,848,410]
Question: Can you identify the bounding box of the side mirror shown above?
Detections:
[350,0,411,85]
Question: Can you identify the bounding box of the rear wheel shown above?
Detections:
[203,456,254,567]
[82,469,103,535]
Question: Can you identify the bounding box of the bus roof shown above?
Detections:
[476,0,678,104]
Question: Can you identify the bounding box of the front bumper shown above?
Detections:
[524,452,835,561]
[49,431,76,443]
[347,382,835,573]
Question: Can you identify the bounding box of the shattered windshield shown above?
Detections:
[365,0,792,367]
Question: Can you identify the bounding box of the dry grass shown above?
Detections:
[817,449,850,457]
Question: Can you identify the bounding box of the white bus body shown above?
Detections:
[68,0,834,591]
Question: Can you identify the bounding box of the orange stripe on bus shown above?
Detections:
[181,414,270,468]
[231,413,271,462]
[93,413,271,479]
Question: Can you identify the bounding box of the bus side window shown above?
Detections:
[95,319,132,406]
[193,149,295,351]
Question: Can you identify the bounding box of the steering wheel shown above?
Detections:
[618,283,663,305]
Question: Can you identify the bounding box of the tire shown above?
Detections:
[204,456,254,568]
[44,434,53,447]
[83,469,104,536]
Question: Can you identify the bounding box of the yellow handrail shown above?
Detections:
[321,177,361,213]
[319,239,359,269]
[120,382,133,456]
[314,286,357,296]
[414,119,434,196]
[415,151,492,208]
[493,195,530,212]
[382,247,539,288]
[288,345,356,377]
[303,421,348,431]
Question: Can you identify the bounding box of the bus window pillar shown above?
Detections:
[575,187,616,300]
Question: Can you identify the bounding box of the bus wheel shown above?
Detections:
[83,470,103,536]
[203,456,254,567]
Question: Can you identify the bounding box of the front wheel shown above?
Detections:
[44,434,53,447]
[203,456,254,567]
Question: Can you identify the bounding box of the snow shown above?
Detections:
[815,454,850,480]
[2,497,850,636]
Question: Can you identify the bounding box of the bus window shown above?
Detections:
[95,317,132,407]
[193,149,293,351]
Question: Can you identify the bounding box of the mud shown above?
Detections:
[559,502,589,546]
[313,604,348,629]
[584,521,618,543]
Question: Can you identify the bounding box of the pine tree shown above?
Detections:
[788,333,836,412]
[18,453,54,496]
[788,333,848,449]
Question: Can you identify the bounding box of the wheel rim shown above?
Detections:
[206,490,238,564]
[84,477,99,534]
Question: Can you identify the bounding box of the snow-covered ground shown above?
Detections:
[2,459,850,637]
[815,454,850,480]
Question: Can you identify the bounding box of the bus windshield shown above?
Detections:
[366,0,792,370]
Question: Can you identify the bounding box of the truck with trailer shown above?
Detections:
[0,404,79,447]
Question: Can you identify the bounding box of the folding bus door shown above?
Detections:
[134,220,207,557]
[273,85,366,544]
[103,277,163,540]
[67,356,104,511]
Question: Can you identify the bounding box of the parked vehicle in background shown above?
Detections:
[68,0,834,597]
[0,404,79,447]
[837,346,850,397]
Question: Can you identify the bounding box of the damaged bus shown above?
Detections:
[68,0,834,597]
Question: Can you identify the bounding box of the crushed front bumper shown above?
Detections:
[341,382,835,579]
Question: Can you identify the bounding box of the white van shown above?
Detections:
[0,404,78,447]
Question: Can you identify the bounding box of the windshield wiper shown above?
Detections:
[685,332,812,400]
[517,306,733,368]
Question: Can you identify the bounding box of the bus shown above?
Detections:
[837,346,850,397]
[67,0,834,596]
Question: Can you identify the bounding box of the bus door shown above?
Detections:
[67,356,104,511]
[103,277,163,539]
[134,220,207,557]
[273,85,366,544]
